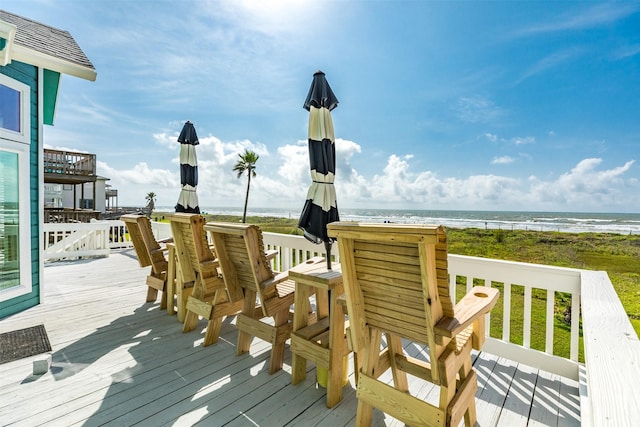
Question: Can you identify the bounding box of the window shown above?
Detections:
[80,199,94,209]
[0,74,31,301]
[0,83,21,132]
[0,74,29,143]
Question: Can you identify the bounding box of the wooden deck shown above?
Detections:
[0,249,581,426]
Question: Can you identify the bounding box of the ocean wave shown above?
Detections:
[156,206,640,235]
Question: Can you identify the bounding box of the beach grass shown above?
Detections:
[153,212,640,361]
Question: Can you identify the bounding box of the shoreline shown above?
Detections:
[152,209,640,236]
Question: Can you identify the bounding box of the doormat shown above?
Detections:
[0,324,52,364]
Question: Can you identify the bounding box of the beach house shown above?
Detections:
[0,10,96,318]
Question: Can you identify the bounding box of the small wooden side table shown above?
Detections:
[289,256,349,408]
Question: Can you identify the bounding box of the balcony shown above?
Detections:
[2,220,638,425]
[43,148,96,185]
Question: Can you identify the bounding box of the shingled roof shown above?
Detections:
[0,9,96,81]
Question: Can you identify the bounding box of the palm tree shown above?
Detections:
[145,192,156,214]
[233,149,259,223]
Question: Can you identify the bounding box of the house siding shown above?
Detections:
[0,60,40,318]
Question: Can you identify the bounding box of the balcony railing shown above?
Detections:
[41,219,640,425]
[44,208,101,223]
[44,148,96,178]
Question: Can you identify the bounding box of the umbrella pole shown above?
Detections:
[324,241,332,270]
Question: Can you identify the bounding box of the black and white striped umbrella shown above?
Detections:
[298,71,339,268]
[175,120,200,214]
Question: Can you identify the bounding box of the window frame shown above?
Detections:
[0,74,32,301]
[0,74,30,144]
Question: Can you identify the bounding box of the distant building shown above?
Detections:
[44,176,113,212]
[1,10,97,318]
[42,147,118,222]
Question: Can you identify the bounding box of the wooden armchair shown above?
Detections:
[122,214,168,308]
[169,213,243,346]
[203,222,298,374]
[327,222,499,427]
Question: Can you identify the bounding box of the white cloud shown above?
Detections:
[492,156,514,165]
[484,133,498,142]
[453,96,505,124]
[613,44,640,60]
[44,143,89,153]
[528,158,637,208]
[517,49,584,84]
[512,136,535,145]
[97,128,639,213]
[514,3,639,36]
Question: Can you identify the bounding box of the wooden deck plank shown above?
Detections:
[0,250,581,427]
[496,362,538,426]
[528,370,562,427]
[62,325,248,426]
[99,341,276,426]
[558,375,581,427]
[475,354,518,426]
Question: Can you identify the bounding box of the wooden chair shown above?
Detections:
[203,222,298,374]
[327,222,499,427]
[169,213,243,346]
[122,214,168,308]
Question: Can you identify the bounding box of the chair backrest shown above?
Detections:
[122,214,167,274]
[168,213,209,286]
[327,222,451,367]
[204,222,275,310]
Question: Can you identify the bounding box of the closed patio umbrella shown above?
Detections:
[298,71,339,269]
[175,120,200,214]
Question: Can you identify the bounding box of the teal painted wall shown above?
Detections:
[0,60,40,318]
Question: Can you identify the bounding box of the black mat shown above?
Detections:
[0,324,52,364]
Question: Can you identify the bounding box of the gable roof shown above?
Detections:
[0,9,96,81]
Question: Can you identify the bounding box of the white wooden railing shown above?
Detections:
[448,255,582,379]
[42,220,640,424]
[43,220,171,260]
[43,222,111,260]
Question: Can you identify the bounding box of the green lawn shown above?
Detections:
[448,228,640,361]
[154,212,640,361]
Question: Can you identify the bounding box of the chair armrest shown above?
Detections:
[158,237,174,244]
[265,249,278,261]
[262,271,290,288]
[151,247,169,256]
[434,286,499,340]
[336,293,348,312]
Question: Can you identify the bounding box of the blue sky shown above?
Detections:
[5,1,640,212]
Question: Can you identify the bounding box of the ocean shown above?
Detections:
[156,206,640,235]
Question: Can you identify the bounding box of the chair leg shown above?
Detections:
[183,277,204,333]
[182,309,199,332]
[460,357,477,427]
[202,290,230,346]
[355,351,364,385]
[204,317,223,346]
[439,340,476,427]
[146,286,158,302]
[237,291,258,356]
[177,286,192,323]
[237,329,252,355]
[356,329,383,426]
[268,309,290,374]
[387,333,408,392]
[159,289,168,310]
